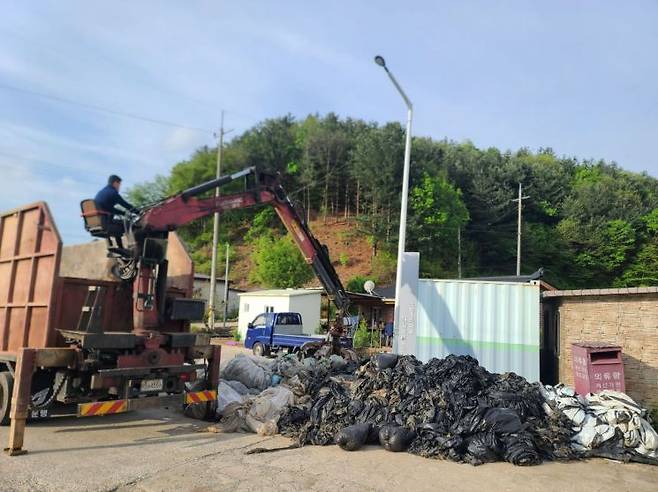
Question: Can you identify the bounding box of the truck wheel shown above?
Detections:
[252,343,270,357]
[0,371,14,426]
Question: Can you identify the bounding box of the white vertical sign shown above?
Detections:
[393,252,419,355]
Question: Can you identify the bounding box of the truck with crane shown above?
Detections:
[0,165,355,455]
[100,166,356,357]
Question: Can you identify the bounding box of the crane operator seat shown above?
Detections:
[80,199,110,238]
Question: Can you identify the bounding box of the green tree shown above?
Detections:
[135,112,658,290]
[617,243,658,287]
[409,174,470,277]
[351,123,405,253]
[565,219,637,285]
[126,175,171,207]
[346,275,370,293]
[250,234,313,288]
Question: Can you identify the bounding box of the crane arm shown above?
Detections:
[136,167,351,315]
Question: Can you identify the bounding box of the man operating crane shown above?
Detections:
[94,174,138,250]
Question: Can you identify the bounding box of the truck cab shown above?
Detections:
[244,312,324,356]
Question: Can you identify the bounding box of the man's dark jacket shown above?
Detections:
[94,185,137,215]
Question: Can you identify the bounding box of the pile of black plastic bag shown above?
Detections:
[278,353,579,466]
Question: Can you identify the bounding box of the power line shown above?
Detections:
[0,149,107,176]
[0,148,163,175]
[0,82,213,133]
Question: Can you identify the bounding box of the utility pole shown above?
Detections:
[222,242,230,330]
[457,226,462,279]
[208,111,229,330]
[511,182,530,276]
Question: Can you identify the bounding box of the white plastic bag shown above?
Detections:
[245,385,295,436]
[225,379,258,395]
[216,380,245,416]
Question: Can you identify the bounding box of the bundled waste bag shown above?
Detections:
[335,423,372,451]
[209,401,253,433]
[373,353,398,371]
[216,380,246,416]
[481,407,523,434]
[225,379,260,396]
[543,385,658,463]
[379,425,416,452]
[222,354,273,391]
[503,432,542,466]
[268,352,655,467]
[279,354,577,466]
[465,432,501,465]
[245,385,295,436]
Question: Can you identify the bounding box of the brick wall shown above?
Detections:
[557,294,658,409]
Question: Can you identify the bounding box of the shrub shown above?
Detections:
[352,319,371,349]
[250,233,313,288]
[339,253,350,266]
[346,275,370,293]
[372,251,396,284]
[353,319,380,349]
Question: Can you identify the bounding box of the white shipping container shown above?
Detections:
[395,275,541,381]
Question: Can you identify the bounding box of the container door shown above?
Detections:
[0,202,61,353]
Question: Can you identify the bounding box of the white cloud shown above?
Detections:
[162,127,208,154]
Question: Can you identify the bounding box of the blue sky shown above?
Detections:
[1,1,657,243]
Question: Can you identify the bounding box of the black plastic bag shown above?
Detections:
[379,424,416,452]
[373,353,399,371]
[278,353,579,467]
[335,423,372,451]
[503,432,541,466]
[466,432,501,465]
[481,407,523,434]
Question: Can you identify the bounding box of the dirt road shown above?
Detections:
[2,407,658,491]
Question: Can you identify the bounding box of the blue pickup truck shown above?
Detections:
[244,312,350,357]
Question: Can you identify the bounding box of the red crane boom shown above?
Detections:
[85,167,351,353]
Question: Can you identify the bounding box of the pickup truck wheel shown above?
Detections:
[0,370,14,426]
[252,342,269,357]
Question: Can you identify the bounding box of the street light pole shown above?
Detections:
[374,55,413,350]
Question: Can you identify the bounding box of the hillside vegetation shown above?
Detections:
[128,114,658,290]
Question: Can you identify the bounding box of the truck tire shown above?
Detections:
[252,342,270,357]
[0,371,14,426]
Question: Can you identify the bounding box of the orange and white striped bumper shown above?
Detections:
[185,390,216,404]
[78,399,128,417]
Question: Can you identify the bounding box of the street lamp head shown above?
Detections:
[374,55,386,68]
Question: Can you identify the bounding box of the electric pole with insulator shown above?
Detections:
[208,111,232,330]
[511,182,530,276]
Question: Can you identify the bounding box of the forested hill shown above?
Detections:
[128,114,658,291]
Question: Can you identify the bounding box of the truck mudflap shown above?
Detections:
[77,390,217,417]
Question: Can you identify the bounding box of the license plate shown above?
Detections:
[140,379,164,392]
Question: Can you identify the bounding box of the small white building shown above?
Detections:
[237,289,321,340]
[192,274,242,318]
